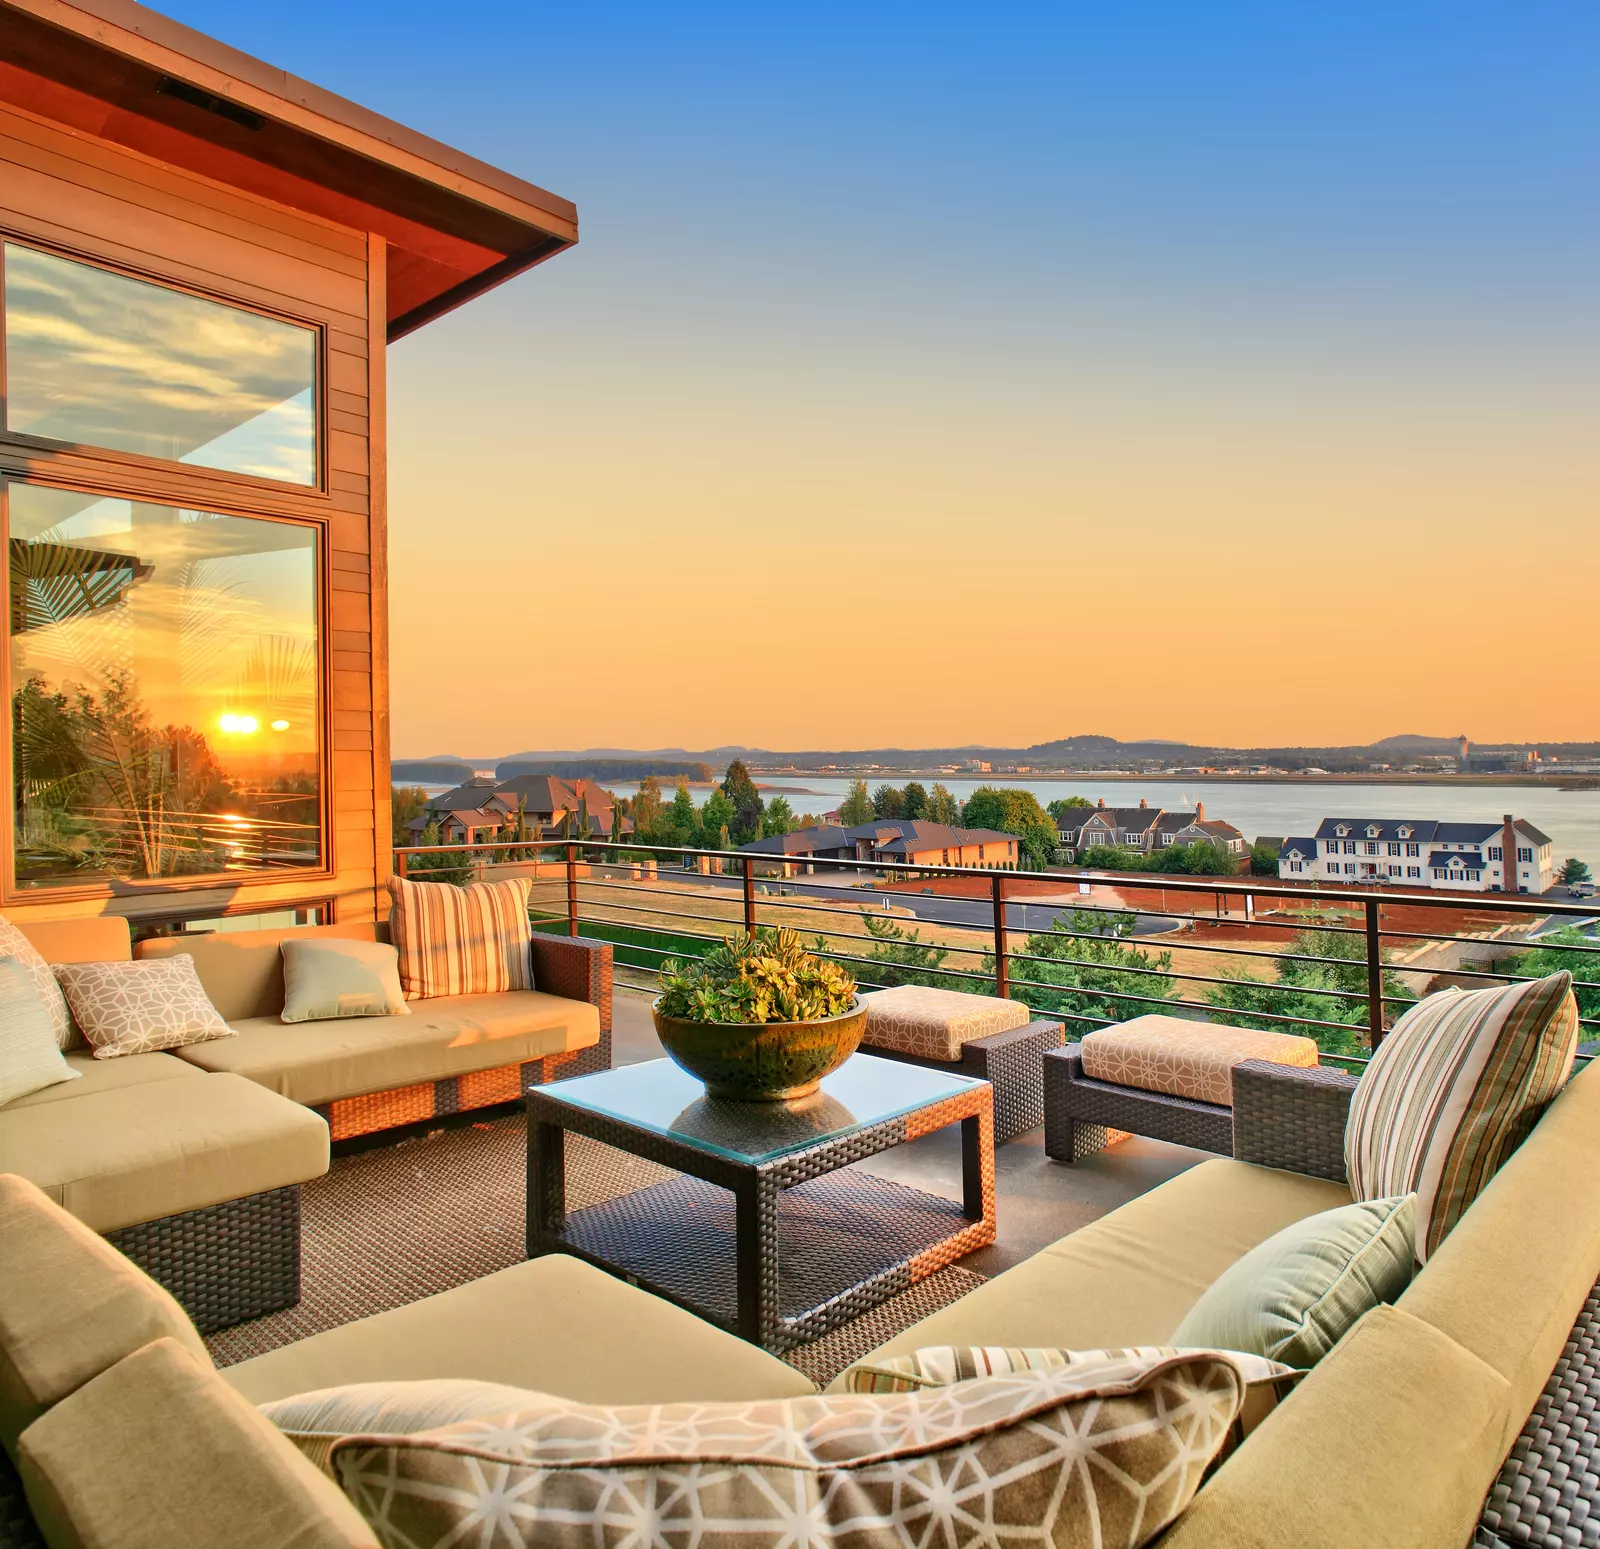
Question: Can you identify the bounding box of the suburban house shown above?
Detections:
[0,0,575,933]
[1056,800,1246,860]
[1283,816,1556,893]
[742,821,1019,871]
[408,775,629,844]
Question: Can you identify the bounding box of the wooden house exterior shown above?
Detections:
[0,0,574,930]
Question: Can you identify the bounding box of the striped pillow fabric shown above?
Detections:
[1345,972,1578,1262]
[387,876,534,1000]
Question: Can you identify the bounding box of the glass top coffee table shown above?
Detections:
[525,1053,996,1353]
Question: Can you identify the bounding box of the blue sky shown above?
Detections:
[157,2,1600,751]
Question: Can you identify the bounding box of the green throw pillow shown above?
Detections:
[1171,1195,1416,1368]
[280,938,409,1023]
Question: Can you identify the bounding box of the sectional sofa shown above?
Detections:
[0,917,612,1332]
[2,1050,1596,1545]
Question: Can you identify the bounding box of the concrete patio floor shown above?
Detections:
[610,991,1212,1277]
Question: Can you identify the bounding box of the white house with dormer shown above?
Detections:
[1278,815,1555,893]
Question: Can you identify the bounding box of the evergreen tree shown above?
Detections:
[901,782,929,820]
[872,784,905,818]
[721,760,763,845]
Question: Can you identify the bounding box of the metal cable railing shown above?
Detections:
[393,837,1600,1067]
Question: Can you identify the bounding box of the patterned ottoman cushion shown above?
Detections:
[862,985,1032,1063]
[1081,1015,1319,1107]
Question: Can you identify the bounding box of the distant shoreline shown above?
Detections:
[750,770,1600,790]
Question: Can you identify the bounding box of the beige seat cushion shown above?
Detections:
[1081,1015,1319,1106]
[18,1338,377,1549]
[0,1175,211,1454]
[224,1253,816,1407]
[862,985,1032,1062]
[177,990,600,1107]
[831,1158,1349,1389]
[137,922,381,1022]
[1398,1055,1600,1457]
[1158,1306,1509,1549]
[0,1049,202,1111]
[0,1073,329,1232]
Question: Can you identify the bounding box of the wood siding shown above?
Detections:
[0,100,390,927]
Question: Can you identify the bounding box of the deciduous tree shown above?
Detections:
[838,780,874,825]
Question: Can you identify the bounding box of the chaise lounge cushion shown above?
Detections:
[0,1049,203,1111]
[831,1158,1349,1389]
[175,990,601,1107]
[0,1175,212,1453]
[224,1253,817,1408]
[0,1073,328,1232]
[17,1338,377,1549]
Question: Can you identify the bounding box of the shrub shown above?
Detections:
[658,927,857,1024]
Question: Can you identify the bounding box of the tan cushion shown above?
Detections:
[17,1338,377,1549]
[0,1073,328,1232]
[1398,1054,1600,1456]
[831,1158,1350,1389]
[1,1050,203,1111]
[224,1253,816,1407]
[136,922,381,1022]
[1158,1306,1509,1549]
[15,916,131,965]
[0,1175,211,1455]
[1082,1015,1319,1107]
[10,916,130,1054]
[331,1353,1242,1549]
[0,917,74,1050]
[862,984,1032,1062]
[176,990,600,1107]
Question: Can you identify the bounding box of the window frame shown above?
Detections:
[0,237,331,505]
[0,232,337,907]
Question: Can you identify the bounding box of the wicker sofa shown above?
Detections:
[0,917,612,1333]
[3,1054,1597,1545]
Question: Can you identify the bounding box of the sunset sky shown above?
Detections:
[166,2,1599,755]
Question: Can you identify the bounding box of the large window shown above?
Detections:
[2,244,318,485]
[7,480,322,889]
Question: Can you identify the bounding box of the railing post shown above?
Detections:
[565,843,579,938]
[1365,897,1384,1050]
[742,855,757,938]
[992,872,1009,998]
[396,848,408,878]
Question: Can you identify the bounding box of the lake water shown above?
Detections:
[605,775,1600,869]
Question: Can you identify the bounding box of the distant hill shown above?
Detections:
[1370,734,1461,753]
[392,759,476,784]
[495,758,713,782]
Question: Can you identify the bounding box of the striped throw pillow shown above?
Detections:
[387,876,534,1000]
[1345,972,1578,1262]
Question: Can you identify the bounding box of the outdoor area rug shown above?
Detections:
[205,1111,985,1387]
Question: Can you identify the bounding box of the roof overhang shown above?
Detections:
[0,0,576,339]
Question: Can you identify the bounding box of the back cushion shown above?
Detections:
[1345,973,1578,1262]
[15,917,131,966]
[137,923,380,1022]
[17,1338,377,1549]
[387,876,533,1000]
[0,1175,210,1454]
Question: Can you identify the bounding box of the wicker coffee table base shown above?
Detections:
[528,1084,996,1353]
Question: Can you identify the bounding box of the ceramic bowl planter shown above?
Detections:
[652,997,868,1101]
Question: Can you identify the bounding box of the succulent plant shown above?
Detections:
[657,927,857,1025]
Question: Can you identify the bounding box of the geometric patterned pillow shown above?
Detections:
[330,1355,1246,1549]
[386,875,533,1001]
[0,912,74,1049]
[52,956,233,1060]
[1345,972,1578,1262]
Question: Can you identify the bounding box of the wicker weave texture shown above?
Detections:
[961,1019,1064,1141]
[1478,1276,1600,1548]
[1043,1045,1234,1163]
[1231,1058,1358,1182]
[104,1186,300,1336]
[528,1078,995,1353]
[317,935,615,1140]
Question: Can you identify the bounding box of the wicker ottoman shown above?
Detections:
[861,986,1063,1143]
[1044,1015,1320,1164]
